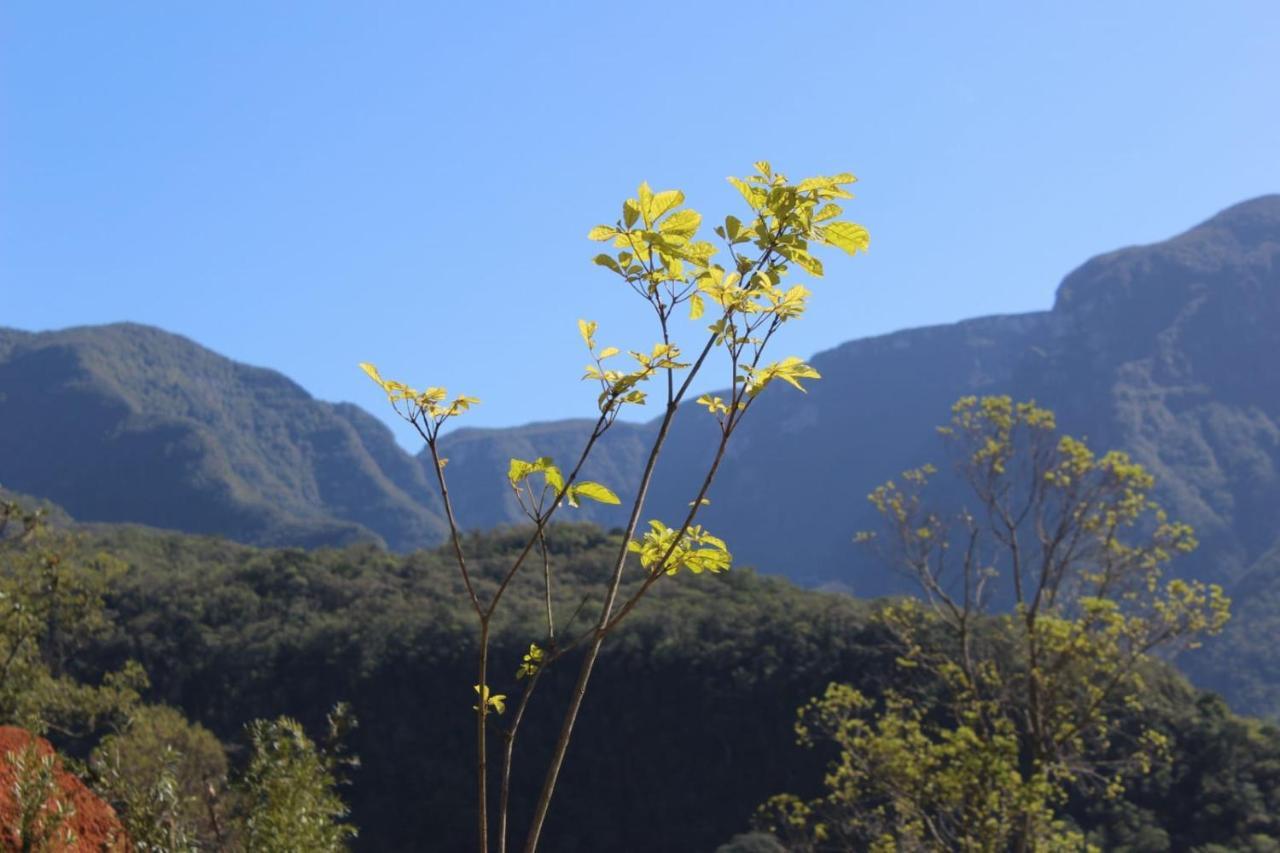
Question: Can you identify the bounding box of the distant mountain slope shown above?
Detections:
[3,195,1278,713]
[0,324,447,549]
[428,310,1056,561]
[424,196,1280,713]
[436,197,1280,588]
[436,419,652,528]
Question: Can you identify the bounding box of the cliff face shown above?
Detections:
[1026,195,1280,588]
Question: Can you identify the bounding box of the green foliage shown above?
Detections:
[85,521,879,850]
[760,398,1232,850]
[716,832,788,853]
[238,705,357,853]
[0,325,449,552]
[759,684,1086,851]
[90,704,230,850]
[73,520,1280,851]
[506,456,619,513]
[0,498,358,851]
[0,497,145,737]
[626,519,731,575]
[6,739,78,850]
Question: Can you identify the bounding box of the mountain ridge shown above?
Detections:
[0,322,449,550]
[3,195,1279,712]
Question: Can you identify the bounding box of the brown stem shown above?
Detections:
[538,528,555,644]
[485,416,607,621]
[204,783,226,848]
[521,395,682,851]
[421,432,482,617]
[523,275,780,852]
[476,619,491,853]
[603,419,734,635]
[498,664,548,853]
[518,226,785,851]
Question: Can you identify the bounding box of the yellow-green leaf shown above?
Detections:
[358,362,387,390]
[659,208,701,239]
[541,461,565,495]
[578,319,597,349]
[508,458,536,485]
[728,177,765,210]
[574,481,621,505]
[785,249,824,277]
[593,253,621,272]
[637,182,655,226]
[814,203,842,223]
[819,221,870,255]
[650,189,684,222]
[689,293,705,321]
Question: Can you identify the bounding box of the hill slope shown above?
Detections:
[426,195,1280,714]
[4,196,1279,712]
[81,520,1280,852]
[433,196,1280,594]
[0,324,447,549]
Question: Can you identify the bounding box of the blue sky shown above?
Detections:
[3,2,1278,447]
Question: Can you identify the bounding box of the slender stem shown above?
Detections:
[521,395,682,852]
[522,234,785,852]
[204,783,227,848]
[484,416,608,621]
[418,424,492,853]
[604,419,734,634]
[419,429,482,616]
[487,414,611,846]
[476,619,491,853]
[599,329,764,634]
[538,528,555,643]
[498,664,548,853]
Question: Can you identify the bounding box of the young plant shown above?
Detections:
[361,163,868,852]
[238,704,357,852]
[758,397,1230,851]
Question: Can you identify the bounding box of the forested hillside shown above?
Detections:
[0,324,447,549]
[72,521,1280,851]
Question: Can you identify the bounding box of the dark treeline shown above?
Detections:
[70,521,1280,851]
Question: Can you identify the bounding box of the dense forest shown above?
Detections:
[15,518,1267,849]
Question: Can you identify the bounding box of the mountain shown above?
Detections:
[436,419,653,529]
[424,195,1280,713]
[2,195,1278,712]
[0,323,447,550]
[435,196,1280,591]
[430,310,1056,582]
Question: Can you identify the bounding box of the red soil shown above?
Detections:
[0,726,127,852]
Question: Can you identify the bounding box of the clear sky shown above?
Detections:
[3,2,1278,447]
